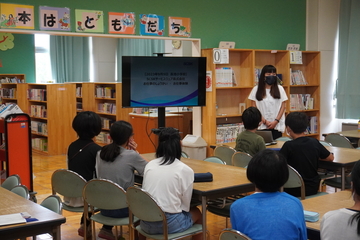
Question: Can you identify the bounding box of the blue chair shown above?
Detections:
[324,133,354,148]
[219,228,252,240]
[11,185,30,199]
[1,174,21,190]
[214,145,236,165]
[204,156,225,164]
[232,152,252,168]
[275,136,292,142]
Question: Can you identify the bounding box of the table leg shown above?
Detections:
[201,196,207,240]
[52,226,61,240]
[341,167,345,190]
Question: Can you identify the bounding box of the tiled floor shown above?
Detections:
[22,152,336,240]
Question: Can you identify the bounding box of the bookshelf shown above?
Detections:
[28,83,77,155]
[0,74,27,111]
[201,49,321,155]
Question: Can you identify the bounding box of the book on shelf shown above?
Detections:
[290,94,314,111]
[0,88,16,98]
[215,67,236,87]
[0,77,25,83]
[96,86,116,98]
[306,116,318,134]
[32,137,48,151]
[101,117,114,129]
[290,70,308,85]
[96,131,112,144]
[27,89,47,101]
[216,123,244,144]
[254,68,261,85]
[97,103,116,114]
[31,121,48,135]
[30,105,47,118]
[76,87,82,97]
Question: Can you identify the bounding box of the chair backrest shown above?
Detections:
[41,195,62,214]
[83,179,127,210]
[181,151,190,158]
[204,156,226,165]
[11,185,30,199]
[214,145,236,165]
[283,165,305,200]
[51,169,87,198]
[319,140,332,147]
[275,136,292,142]
[126,186,167,235]
[1,174,21,190]
[219,228,252,240]
[324,133,354,148]
[232,152,252,168]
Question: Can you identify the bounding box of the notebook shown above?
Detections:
[255,131,277,146]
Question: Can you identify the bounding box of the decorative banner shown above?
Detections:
[39,6,70,31]
[139,14,164,36]
[0,33,14,51]
[168,17,191,37]
[0,3,34,29]
[108,12,135,34]
[75,9,104,33]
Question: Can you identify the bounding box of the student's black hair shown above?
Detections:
[155,127,181,165]
[246,149,289,192]
[100,120,133,162]
[72,111,102,139]
[255,65,280,101]
[242,106,262,130]
[349,160,360,235]
[285,112,308,134]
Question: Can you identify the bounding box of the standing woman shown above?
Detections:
[249,65,288,140]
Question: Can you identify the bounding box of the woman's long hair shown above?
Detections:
[155,127,181,165]
[349,160,360,235]
[100,121,133,162]
[255,65,280,101]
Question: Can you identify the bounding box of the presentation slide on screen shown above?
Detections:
[130,58,199,107]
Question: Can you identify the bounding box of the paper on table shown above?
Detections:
[0,213,26,226]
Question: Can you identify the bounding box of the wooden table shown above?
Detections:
[142,153,254,240]
[323,130,360,139]
[0,187,66,240]
[301,191,353,239]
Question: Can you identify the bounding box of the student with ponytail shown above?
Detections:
[321,160,360,239]
[95,120,148,240]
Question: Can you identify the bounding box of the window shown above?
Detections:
[34,34,54,83]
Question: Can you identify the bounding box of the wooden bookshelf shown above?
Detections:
[201,49,321,155]
[0,74,27,111]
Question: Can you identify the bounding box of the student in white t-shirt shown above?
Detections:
[141,127,202,238]
[321,160,360,240]
[249,65,288,140]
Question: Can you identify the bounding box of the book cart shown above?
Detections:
[1,113,35,201]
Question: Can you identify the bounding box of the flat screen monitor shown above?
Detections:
[122,56,206,108]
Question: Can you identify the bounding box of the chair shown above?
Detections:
[204,156,226,164]
[181,151,190,158]
[283,165,328,200]
[214,145,236,165]
[51,169,89,238]
[319,140,332,146]
[1,174,21,190]
[275,136,292,142]
[232,152,252,168]
[219,228,252,240]
[40,195,63,214]
[126,186,203,240]
[323,174,352,191]
[324,133,354,148]
[83,179,134,240]
[11,185,30,199]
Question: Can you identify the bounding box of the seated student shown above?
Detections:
[279,112,334,197]
[66,111,102,238]
[234,106,266,156]
[95,120,148,240]
[230,149,307,240]
[141,127,202,239]
[321,160,360,240]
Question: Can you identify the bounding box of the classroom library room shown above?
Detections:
[0,0,359,240]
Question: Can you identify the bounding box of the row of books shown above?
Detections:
[0,103,23,118]
[32,137,48,152]
[31,121,48,136]
[76,87,82,97]
[290,70,308,85]
[27,89,47,101]
[0,88,16,99]
[96,86,116,98]
[97,103,116,114]
[215,67,236,87]
[254,68,261,85]
[216,123,245,144]
[101,117,114,129]
[76,102,83,111]
[0,77,25,83]
[30,105,47,118]
[95,131,112,144]
[306,116,318,134]
[290,94,314,111]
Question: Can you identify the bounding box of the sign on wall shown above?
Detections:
[139,14,164,36]
[168,16,191,37]
[39,6,70,31]
[75,9,104,33]
[108,12,135,34]
[0,3,34,29]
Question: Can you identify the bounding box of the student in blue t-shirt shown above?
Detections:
[230,149,307,240]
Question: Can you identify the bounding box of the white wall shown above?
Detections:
[92,37,117,82]
[306,0,349,138]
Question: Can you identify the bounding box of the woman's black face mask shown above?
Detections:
[265,75,277,85]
